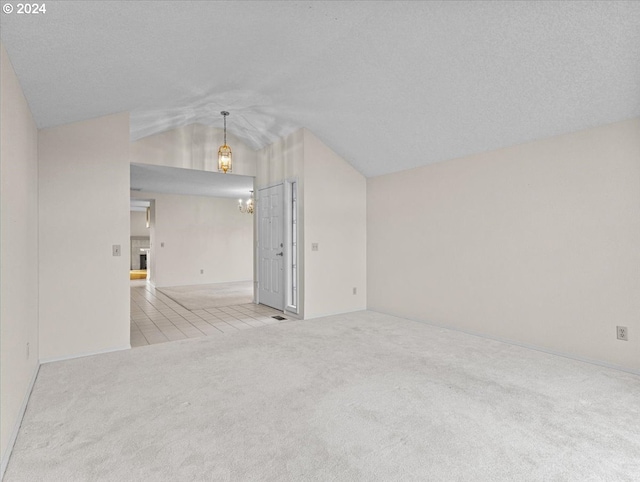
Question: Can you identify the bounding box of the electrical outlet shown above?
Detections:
[312,243,319,251]
[353,287,357,295]
[617,326,628,341]
[112,245,121,256]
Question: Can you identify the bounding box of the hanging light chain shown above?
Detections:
[221,111,229,145]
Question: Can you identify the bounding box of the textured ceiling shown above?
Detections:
[2,1,639,177]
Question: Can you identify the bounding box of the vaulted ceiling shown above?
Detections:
[2,1,639,177]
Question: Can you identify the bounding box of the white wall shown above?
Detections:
[0,43,39,473]
[256,128,305,189]
[38,113,131,361]
[132,191,253,287]
[367,118,640,372]
[131,123,258,177]
[303,130,367,318]
[130,210,148,237]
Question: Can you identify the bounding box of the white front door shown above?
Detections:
[258,184,284,310]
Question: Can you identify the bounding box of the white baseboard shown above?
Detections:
[306,307,367,321]
[1,362,40,480]
[373,310,640,377]
[39,344,131,365]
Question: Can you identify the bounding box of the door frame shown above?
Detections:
[283,179,299,315]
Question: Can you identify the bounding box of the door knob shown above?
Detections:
[276,252,283,256]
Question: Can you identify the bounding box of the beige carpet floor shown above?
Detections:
[5,311,640,481]
[156,280,253,310]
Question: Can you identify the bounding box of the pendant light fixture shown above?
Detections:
[218,111,232,173]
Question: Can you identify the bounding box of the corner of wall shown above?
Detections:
[0,42,40,477]
[0,363,40,480]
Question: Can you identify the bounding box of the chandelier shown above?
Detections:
[238,191,254,214]
[218,111,232,173]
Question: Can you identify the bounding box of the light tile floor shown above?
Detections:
[130,280,289,347]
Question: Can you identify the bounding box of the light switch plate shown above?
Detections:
[112,245,121,256]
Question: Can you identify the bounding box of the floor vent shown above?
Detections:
[272,316,286,321]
